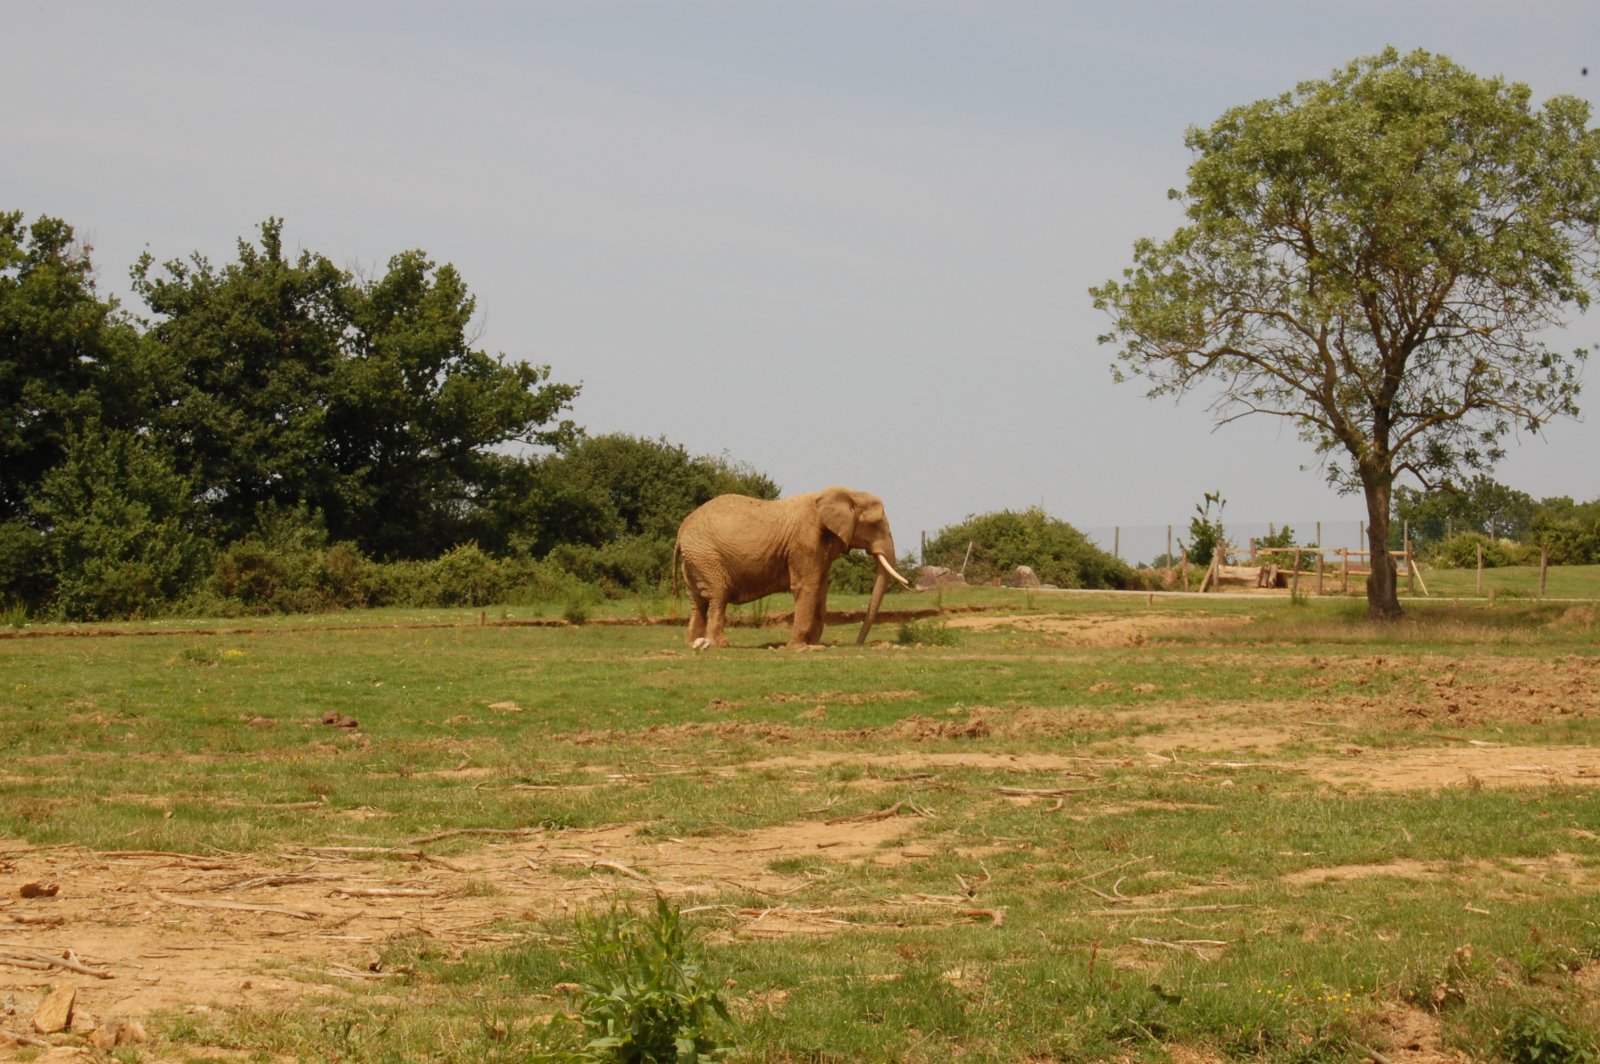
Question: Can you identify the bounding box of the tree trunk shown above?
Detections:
[1363,481,1403,620]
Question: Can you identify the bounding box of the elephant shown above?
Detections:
[673,486,912,648]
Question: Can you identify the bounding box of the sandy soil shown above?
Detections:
[2,615,1597,1060]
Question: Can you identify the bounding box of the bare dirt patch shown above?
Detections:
[944,611,1253,646]
[0,810,932,1047]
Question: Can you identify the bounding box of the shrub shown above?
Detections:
[426,543,509,607]
[924,508,1133,590]
[1425,532,1535,569]
[208,505,382,614]
[1497,1007,1597,1064]
[1535,519,1600,566]
[548,536,674,596]
[569,897,731,1062]
[32,424,209,620]
[1182,490,1228,566]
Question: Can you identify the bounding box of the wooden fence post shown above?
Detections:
[1540,543,1549,597]
[1476,543,1484,596]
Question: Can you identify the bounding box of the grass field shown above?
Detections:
[2,587,1598,1062]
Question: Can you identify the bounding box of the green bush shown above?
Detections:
[31,424,210,620]
[548,535,674,596]
[923,507,1133,590]
[1425,531,1536,569]
[569,897,731,1062]
[1535,520,1600,566]
[1497,1007,1598,1064]
[207,506,382,614]
[1183,490,1228,566]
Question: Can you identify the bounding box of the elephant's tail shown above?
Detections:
[670,537,682,615]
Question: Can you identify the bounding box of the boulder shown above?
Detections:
[32,985,75,1034]
[914,566,966,590]
[1003,565,1042,589]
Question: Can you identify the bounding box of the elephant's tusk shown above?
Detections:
[875,552,912,589]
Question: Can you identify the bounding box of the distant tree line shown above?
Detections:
[1,212,776,619]
[1394,476,1600,568]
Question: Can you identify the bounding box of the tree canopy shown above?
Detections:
[132,219,580,558]
[1092,48,1600,618]
[1,213,793,619]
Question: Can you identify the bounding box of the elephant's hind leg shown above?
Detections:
[705,597,733,647]
[687,596,709,645]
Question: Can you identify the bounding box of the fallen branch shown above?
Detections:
[1082,903,1250,918]
[288,846,425,861]
[824,800,932,825]
[1060,855,1154,890]
[149,888,319,920]
[590,860,652,883]
[0,947,113,979]
[996,786,1100,798]
[215,873,342,892]
[331,887,440,899]
[325,964,398,981]
[1131,936,1229,957]
[409,827,548,845]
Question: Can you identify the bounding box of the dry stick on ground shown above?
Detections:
[1131,936,1230,958]
[590,860,653,883]
[331,887,441,898]
[0,946,114,978]
[1082,903,1251,918]
[409,827,550,845]
[149,888,320,920]
[1060,855,1155,890]
[824,800,933,825]
[287,846,426,860]
[995,785,1104,798]
[204,873,344,892]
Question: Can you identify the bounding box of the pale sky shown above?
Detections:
[10,1,1599,561]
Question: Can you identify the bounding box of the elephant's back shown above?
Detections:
[680,492,796,530]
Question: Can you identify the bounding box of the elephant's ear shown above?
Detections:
[816,488,857,545]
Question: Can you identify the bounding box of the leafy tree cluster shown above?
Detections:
[1396,476,1600,566]
[923,507,1133,590]
[1,213,777,619]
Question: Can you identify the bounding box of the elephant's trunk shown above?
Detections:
[856,552,908,645]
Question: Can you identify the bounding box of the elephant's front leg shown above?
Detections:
[803,575,831,644]
[789,571,827,647]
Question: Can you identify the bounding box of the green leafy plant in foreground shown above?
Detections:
[1497,1007,1599,1064]
[570,897,731,1063]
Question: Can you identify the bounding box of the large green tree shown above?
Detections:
[0,212,135,520]
[478,433,780,557]
[1393,474,1539,544]
[1092,49,1600,618]
[133,219,579,557]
